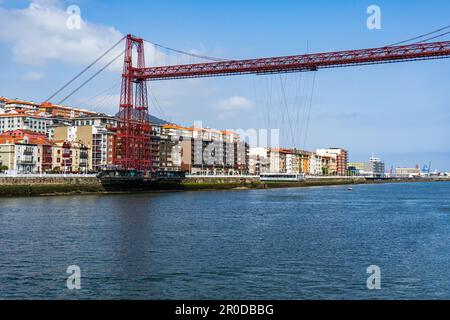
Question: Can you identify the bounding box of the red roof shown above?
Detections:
[0,130,52,146]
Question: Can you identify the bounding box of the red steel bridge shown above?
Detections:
[114,34,450,174]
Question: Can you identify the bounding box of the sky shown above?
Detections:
[0,0,449,171]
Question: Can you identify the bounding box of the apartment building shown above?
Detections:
[348,155,385,177]
[0,96,7,112]
[3,99,40,113]
[320,155,337,176]
[0,114,52,135]
[52,141,89,173]
[0,130,53,173]
[316,148,348,176]
[297,150,311,174]
[268,149,281,173]
[39,102,99,119]
[396,167,421,178]
[54,123,115,171]
[179,138,248,175]
[0,138,39,174]
[157,124,247,175]
[249,147,269,175]
[309,153,323,176]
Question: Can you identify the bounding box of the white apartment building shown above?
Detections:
[0,114,51,135]
[73,115,117,128]
[309,153,323,176]
[286,153,294,174]
[0,97,6,112]
[3,100,39,113]
[249,148,268,172]
[0,142,39,174]
[269,149,281,173]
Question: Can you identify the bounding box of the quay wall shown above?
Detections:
[0,176,104,197]
[0,175,449,197]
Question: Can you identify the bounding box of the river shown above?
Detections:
[1,182,450,299]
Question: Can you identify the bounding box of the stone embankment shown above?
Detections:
[0,176,104,197]
[0,175,448,197]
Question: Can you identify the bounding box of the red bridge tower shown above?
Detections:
[114,35,153,174]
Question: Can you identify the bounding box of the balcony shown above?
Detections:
[18,159,36,165]
[80,152,89,159]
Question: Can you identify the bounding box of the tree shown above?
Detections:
[0,165,8,172]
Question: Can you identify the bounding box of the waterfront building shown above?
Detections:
[52,141,89,173]
[221,130,240,144]
[159,124,193,172]
[284,149,308,174]
[0,130,53,173]
[316,148,348,176]
[297,150,311,174]
[348,155,385,177]
[0,96,7,112]
[235,140,249,174]
[285,150,295,173]
[39,102,99,119]
[279,150,287,173]
[0,137,39,174]
[0,113,52,135]
[347,162,367,176]
[369,155,385,178]
[268,149,281,173]
[309,153,323,176]
[177,126,248,175]
[3,99,40,113]
[396,167,421,178]
[163,123,193,139]
[73,115,117,128]
[180,138,248,175]
[262,148,314,175]
[321,155,337,176]
[54,123,116,171]
[249,147,270,175]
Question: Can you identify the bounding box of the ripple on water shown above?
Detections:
[1,182,450,299]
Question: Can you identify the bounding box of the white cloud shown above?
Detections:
[212,95,255,119]
[213,96,255,111]
[0,1,124,70]
[0,1,216,72]
[0,0,232,124]
[23,71,45,81]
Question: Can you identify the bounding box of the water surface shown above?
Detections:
[1,182,450,299]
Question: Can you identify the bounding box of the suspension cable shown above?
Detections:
[144,39,229,62]
[386,25,450,47]
[414,31,450,44]
[46,36,126,102]
[57,50,125,105]
[303,73,317,151]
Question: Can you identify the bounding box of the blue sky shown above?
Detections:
[0,0,449,170]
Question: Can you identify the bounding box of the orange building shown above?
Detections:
[0,130,53,173]
[39,102,98,119]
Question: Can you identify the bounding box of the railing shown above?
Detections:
[305,175,363,179]
[0,173,97,178]
[185,174,362,179]
[185,174,259,179]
